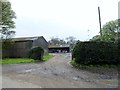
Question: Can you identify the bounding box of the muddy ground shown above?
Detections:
[2,53,119,88]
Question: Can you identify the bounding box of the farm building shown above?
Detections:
[48,44,70,53]
[2,36,48,58]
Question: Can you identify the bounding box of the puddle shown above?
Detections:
[25,69,33,72]
[73,76,80,81]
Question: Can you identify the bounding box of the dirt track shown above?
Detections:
[2,53,118,88]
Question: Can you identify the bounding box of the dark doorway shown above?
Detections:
[49,47,70,53]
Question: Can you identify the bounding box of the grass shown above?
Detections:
[70,60,119,69]
[0,58,35,64]
[99,80,120,85]
[70,60,119,75]
[43,53,54,61]
[0,53,54,64]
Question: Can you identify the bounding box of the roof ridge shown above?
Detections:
[13,36,42,39]
[12,36,43,41]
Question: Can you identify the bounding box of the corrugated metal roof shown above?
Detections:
[49,44,70,48]
[12,36,42,42]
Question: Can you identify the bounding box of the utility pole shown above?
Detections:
[98,6,102,36]
[87,29,89,41]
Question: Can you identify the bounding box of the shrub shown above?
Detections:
[72,41,119,65]
[28,47,44,60]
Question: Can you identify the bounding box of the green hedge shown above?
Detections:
[72,41,119,65]
[28,47,44,60]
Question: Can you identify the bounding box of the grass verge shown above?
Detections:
[0,58,35,64]
[70,60,119,69]
[0,53,54,64]
[43,53,54,61]
[70,60,119,75]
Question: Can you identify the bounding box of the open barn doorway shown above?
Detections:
[48,45,70,53]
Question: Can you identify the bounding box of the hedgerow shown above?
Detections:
[72,41,119,65]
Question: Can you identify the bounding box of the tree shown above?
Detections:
[0,0,16,39]
[101,19,118,42]
[59,39,66,45]
[91,19,120,42]
[65,36,77,50]
[48,37,66,45]
[102,20,118,35]
[66,36,76,44]
[90,35,101,41]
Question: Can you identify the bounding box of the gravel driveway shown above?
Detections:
[2,53,118,88]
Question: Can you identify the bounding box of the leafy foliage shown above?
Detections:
[90,19,120,42]
[72,41,119,65]
[2,39,14,48]
[48,37,66,45]
[66,36,77,50]
[0,0,16,39]
[102,20,118,34]
[48,36,77,52]
[28,47,44,60]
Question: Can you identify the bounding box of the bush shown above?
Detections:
[28,47,44,60]
[72,41,119,65]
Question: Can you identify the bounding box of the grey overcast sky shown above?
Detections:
[10,0,119,41]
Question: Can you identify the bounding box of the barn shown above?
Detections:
[2,36,48,58]
[48,45,70,53]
